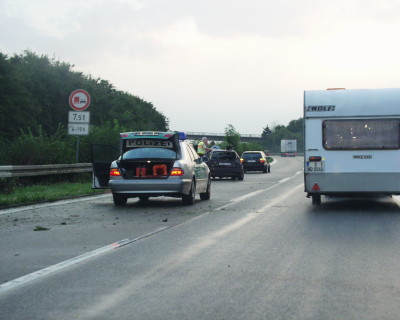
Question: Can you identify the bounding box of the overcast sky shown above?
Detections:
[1,0,400,134]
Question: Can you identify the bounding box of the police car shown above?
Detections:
[92,132,211,206]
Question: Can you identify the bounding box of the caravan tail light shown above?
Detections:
[309,156,322,162]
[312,183,320,191]
[110,168,122,176]
[170,168,184,176]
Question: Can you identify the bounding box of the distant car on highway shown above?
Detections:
[91,131,211,206]
[206,149,244,180]
[240,151,271,173]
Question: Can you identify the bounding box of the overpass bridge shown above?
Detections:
[186,132,263,143]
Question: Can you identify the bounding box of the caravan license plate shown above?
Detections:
[307,161,324,173]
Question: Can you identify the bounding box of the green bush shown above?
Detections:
[1,120,130,165]
[6,124,75,165]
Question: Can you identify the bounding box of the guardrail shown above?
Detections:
[0,163,92,178]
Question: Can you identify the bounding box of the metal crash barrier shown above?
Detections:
[0,163,92,178]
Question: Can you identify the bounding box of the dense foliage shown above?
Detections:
[0,51,169,164]
[224,124,241,150]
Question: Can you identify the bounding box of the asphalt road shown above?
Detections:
[1,157,400,319]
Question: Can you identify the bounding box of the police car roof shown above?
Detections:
[119,131,187,140]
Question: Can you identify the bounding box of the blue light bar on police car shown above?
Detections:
[178,132,187,140]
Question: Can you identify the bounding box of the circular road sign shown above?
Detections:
[69,89,91,111]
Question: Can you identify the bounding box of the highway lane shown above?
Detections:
[3,156,400,319]
[0,157,298,285]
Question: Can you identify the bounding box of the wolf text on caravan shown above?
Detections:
[306,105,336,112]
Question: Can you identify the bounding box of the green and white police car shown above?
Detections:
[92,131,211,206]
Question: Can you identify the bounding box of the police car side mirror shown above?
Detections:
[201,156,209,163]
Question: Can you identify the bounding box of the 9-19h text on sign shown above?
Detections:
[68,123,89,135]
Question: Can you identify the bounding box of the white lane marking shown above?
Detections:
[0,226,171,294]
[0,194,111,216]
[233,189,266,202]
[235,173,300,202]
[211,173,297,211]
[180,183,304,261]
[279,171,302,183]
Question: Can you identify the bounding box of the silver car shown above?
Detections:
[92,132,211,206]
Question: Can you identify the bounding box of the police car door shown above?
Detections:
[186,142,208,192]
[91,144,120,188]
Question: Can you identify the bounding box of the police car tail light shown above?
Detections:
[110,168,122,176]
[259,158,266,163]
[309,156,322,162]
[153,164,168,176]
[170,168,184,176]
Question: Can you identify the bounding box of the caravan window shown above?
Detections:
[323,119,400,150]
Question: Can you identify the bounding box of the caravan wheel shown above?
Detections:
[312,195,321,206]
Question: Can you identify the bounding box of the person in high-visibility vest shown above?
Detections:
[197,137,211,156]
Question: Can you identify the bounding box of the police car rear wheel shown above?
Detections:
[200,178,211,200]
[182,180,196,205]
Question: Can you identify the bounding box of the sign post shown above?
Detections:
[68,89,90,162]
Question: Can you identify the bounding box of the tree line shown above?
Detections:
[0,50,169,165]
[221,119,303,155]
[261,118,304,153]
[0,50,303,165]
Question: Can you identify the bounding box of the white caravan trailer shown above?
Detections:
[304,88,400,205]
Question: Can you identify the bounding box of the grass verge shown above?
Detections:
[0,182,107,207]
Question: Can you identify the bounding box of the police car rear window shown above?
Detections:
[123,148,177,159]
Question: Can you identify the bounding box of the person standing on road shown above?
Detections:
[197,137,211,156]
